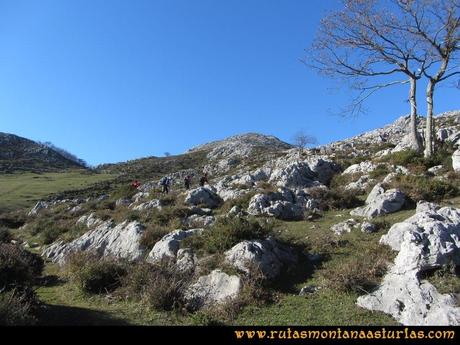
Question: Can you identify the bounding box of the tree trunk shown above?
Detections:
[424,80,435,158]
[408,77,422,152]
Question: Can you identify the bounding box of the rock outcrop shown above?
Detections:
[331,219,359,236]
[357,205,460,325]
[453,149,460,172]
[42,219,146,264]
[146,229,202,263]
[185,269,241,309]
[224,237,297,279]
[350,183,405,219]
[184,187,223,209]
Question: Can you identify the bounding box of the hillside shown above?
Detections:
[0,132,86,173]
[2,110,460,327]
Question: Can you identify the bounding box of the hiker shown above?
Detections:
[160,176,171,194]
[131,180,141,189]
[199,173,208,187]
[184,175,192,190]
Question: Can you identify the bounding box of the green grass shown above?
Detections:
[0,170,116,213]
[36,264,178,325]
[227,210,415,326]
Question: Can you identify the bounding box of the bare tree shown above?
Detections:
[292,131,318,156]
[164,152,171,157]
[306,0,435,152]
[394,0,460,157]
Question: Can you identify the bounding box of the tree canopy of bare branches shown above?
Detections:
[306,0,443,152]
[394,0,460,157]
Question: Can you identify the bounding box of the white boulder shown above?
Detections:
[350,183,405,219]
[42,220,146,264]
[331,219,359,236]
[146,229,202,263]
[185,270,242,309]
[453,149,460,172]
[224,237,297,279]
[184,187,223,209]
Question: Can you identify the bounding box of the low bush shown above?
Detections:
[181,217,274,254]
[64,252,127,294]
[0,227,12,243]
[388,174,458,202]
[122,262,191,311]
[380,149,422,167]
[368,164,390,179]
[0,288,40,326]
[110,184,138,200]
[380,145,455,173]
[29,218,69,245]
[150,206,192,227]
[140,225,170,249]
[220,192,258,214]
[0,243,44,289]
[308,186,363,211]
[320,243,393,293]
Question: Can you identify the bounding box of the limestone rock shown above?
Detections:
[185,269,241,309]
[357,205,460,325]
[146,229,202,263]
[184,187,223,209]
[224,237,297,279]
[453,149,460,172]
[342,161,377,175]
[42,220,146,264]
[28,201,49,216]
[350,183,405,219]
[361,222,377,233]
[331,219,359,236]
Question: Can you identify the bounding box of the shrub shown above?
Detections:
[221,192,258,213]
[381,149,422,167]
[388,174,458,202]
[368,164,390,179]
[182,217,274,254]
[140,226,170,249]
[41,226,65,245]
[308,186,363,211]
[122,262,191,311]
[150,206,191,227]
[64,252,127,294]
[320,243,393,293]
[0,288,39,326]
[111,184,138,200]
[0,227,12,243]
[29,218,68,245]
[0,243,44,289]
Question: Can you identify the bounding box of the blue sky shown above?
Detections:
[0,0,458,165]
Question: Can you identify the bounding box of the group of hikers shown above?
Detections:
[132,172,210,195]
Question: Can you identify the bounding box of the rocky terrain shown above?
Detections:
[1,110,460,326]
[0,132,86,173]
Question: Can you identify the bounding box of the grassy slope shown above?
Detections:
[35,199,460,325]
[34,209,421,326]
[0,170,116,213]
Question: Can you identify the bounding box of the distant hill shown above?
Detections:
[0,132,87,173]
[96,133,293,181]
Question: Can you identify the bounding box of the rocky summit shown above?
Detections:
[4,110,460,326]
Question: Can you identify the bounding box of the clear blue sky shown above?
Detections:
[0,0,458,165]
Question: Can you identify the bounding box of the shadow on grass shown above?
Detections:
[37,275,65,288]
[269,251,318,294]
[37,304,131,326]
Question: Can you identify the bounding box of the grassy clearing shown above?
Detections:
[0,170,116,213]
